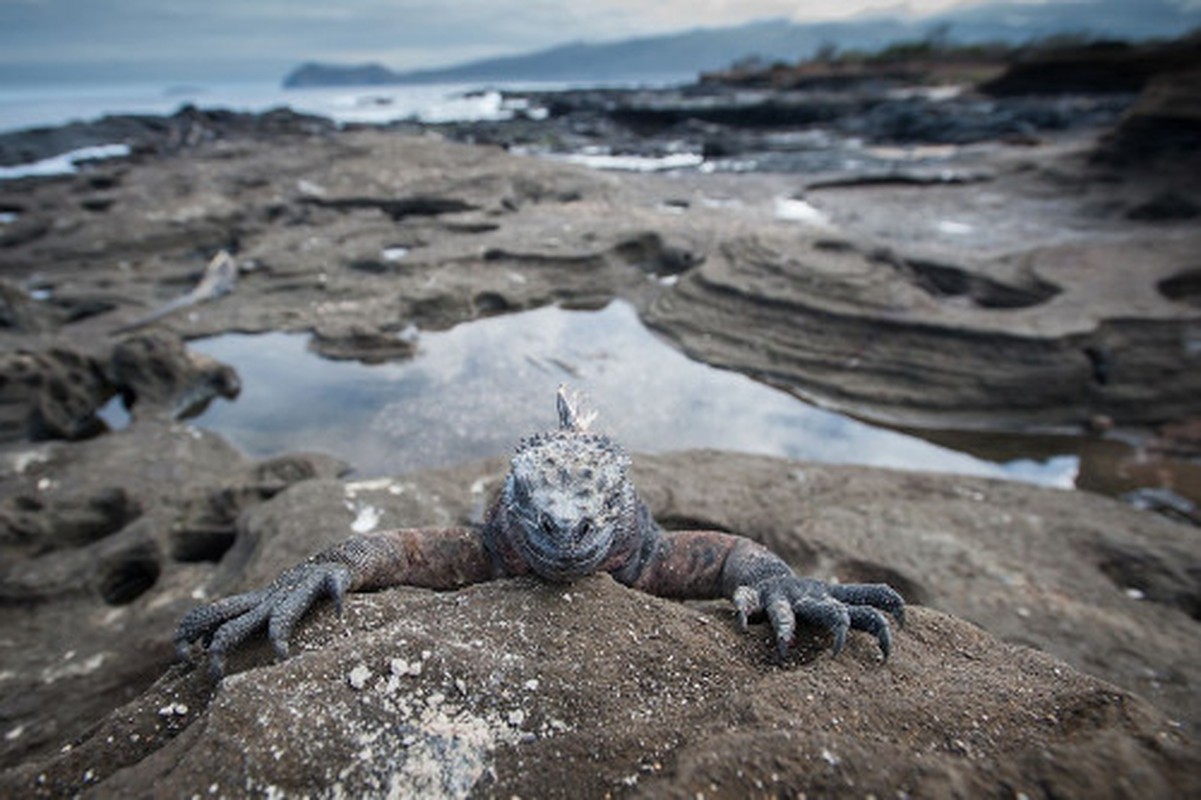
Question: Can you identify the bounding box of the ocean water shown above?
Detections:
[0,79,567,138]
[0,77,722,180]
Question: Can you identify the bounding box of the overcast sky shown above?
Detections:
[0,0,1007,83]
[0,0,1194,85]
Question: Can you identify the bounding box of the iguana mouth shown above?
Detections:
[523,536,608,581]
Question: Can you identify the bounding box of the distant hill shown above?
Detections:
[283,0,1201,88]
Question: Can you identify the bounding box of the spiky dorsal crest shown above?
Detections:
[513,387,620,459]
[556,385,598,433]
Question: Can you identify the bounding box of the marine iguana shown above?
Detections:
[176,388,904,678]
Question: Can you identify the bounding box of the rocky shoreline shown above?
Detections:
[1,53,1200,796]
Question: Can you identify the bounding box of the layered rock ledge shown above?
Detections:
[0,120,1197,432]
[2,438,1199,796]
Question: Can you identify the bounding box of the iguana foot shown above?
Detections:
[174,562,351,679]
[733,577,904,660]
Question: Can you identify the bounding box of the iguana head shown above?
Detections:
[501,388,633,581]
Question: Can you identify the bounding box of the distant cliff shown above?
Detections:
[284,63,404,88]
[282,0,1201,88]
[283,19,838,88]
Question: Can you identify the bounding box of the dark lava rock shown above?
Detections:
[308,321,417,363]
[0,104,336,168]
[0,439,1199,795]
[0,281,61,333]
[644,232,1201,429]
[0,345,112,442]
[0,422,346,770]
[1096,67,1201,167]
[980,37,1201,96]
[107,331,240,420]
[2,578,1197,798]
[0,332,240,444]
[0,486,141,556]
[1127,189,1200,221]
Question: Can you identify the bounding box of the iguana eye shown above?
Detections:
[576,518,593,538]
[539,512,556,535]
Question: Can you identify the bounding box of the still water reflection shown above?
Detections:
[189,301,1080,485]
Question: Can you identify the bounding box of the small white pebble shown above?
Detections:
[350,505,381,534]
[507,709,526,727]
[523,679,540,692]
[936,219,973,236]
[348,664,372,690]
[1125,587,1146,600]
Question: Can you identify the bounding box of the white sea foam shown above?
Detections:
[937,219,974,235]
[773,196,831,227]
[0,143,131,180]
[0,79,601,136]
[547,151,703,172]
[309,87,536,125]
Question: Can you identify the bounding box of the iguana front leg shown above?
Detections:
[175,527,500,678]
[623,530,904,659]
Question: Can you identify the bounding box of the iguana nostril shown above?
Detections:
[574,518,593,543]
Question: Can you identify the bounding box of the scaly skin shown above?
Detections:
[176,388,904,678]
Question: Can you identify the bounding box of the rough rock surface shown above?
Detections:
[0,105,336,168]
[1097,66,1201,167]
[0,331,240,443]
[0,421,346,769]
[0,345,112,441]
[0,119,1196,431]
[642,220,1201,428]
[4,581,1198,799]
[2,448,1199,797]
[980,37,1201,97]
[107,330,241,420]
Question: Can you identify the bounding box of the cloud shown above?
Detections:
[1,0,1167,83]
[0,0,975,66]
[0,1,577,69]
